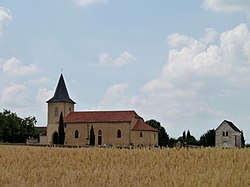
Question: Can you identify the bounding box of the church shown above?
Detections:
[44,74,158,147]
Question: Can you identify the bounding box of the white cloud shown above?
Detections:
[167,33,195,49]
[99,83,134,109]
[75,0,108,7]
[98,24,250,139]
[2,57,39,76]
[104,83,129,98]
[36,88,53,105]
[0,84,29,107]
[203,0,250,14]
[99,52,137,67]
[0,7,11,39]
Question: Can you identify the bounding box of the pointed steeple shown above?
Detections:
[47,74,75,104]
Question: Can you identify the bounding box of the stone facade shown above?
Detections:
[215,120,242,148]
[64,119,158,147]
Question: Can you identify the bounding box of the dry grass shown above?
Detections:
[0,145,249,187]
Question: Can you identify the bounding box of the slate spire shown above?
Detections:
[47,74,75,104]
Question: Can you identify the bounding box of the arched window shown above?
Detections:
[222,132,225,136]
[226,131,228,136]
[98,130,102,146]
[98,130,102,136]
[55,107,58,116]
[75,130,79,138]
[117,129,121,138]
[140,131,143,138]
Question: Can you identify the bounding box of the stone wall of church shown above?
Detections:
[64,122,131,146]
[131,131,158,147]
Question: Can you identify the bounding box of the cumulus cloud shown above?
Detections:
[99,24,250,138]
[99,83,134,109]
[36,88,53,104]
[0,84,29,107]
[99,52,137,67]
[75,0,108,7]
[203,0,250,14]
[142,24,250,127]
[0,7,11,39]
[104,83,129,98]
[2,57,39,76]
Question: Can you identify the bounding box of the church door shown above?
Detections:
[98,130,102,145]
[52,132,59,144]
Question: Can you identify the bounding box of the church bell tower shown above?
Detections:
[46,74,75,144]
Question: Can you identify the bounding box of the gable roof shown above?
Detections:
[131,119,158,132]
[216,120,241,132]
[47,74,75,104]
[64,110,142,123]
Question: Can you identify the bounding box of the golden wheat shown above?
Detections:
[0,145,249,187]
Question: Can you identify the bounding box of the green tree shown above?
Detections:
[0,109,38,143]
[89,125,95,146]
[199,129,215,147]
[58,112,65,145]
[182,130,186,140]
[187,130,191,140]
[178,130,199,146]
[146,119,169,147]
[168,137,178,148]
[241,130,245,147]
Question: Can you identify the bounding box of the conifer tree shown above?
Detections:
[187,130,191,140]
[182,130,186,139]
[58,112,65,145]
[89,125,95,146]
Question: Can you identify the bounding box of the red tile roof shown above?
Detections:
[131,119,158,132]
[64,110,142,123]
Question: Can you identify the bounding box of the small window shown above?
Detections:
[64,124,67,128]
[117,129,121,138]
[55,107,58,116]
[223,132,225,136]
[98,130,102,136]
[140,131,143,138]
[75,130,79,138]
[226,131,228,136]
[154,133,156,139]
[69,107,72,112]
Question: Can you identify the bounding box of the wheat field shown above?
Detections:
[0,145,249,187]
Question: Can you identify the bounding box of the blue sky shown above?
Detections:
[1,0,250,141]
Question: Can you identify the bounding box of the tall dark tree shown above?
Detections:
[89,125,95,146]
[58,112,65,145]
[177,130,199,146]
[241,130,245,147]
[187,130,191,140]
[199,129,215,147]
[146,119,169,147]
[182,130,186,140]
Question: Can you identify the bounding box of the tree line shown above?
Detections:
[145,119,246,148]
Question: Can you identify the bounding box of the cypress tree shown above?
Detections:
[187,130,191,140]
[89,125,95,146]
[58,112,65,145]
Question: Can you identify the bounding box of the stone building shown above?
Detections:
[215,120,242,148]
[45,74,158,147]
